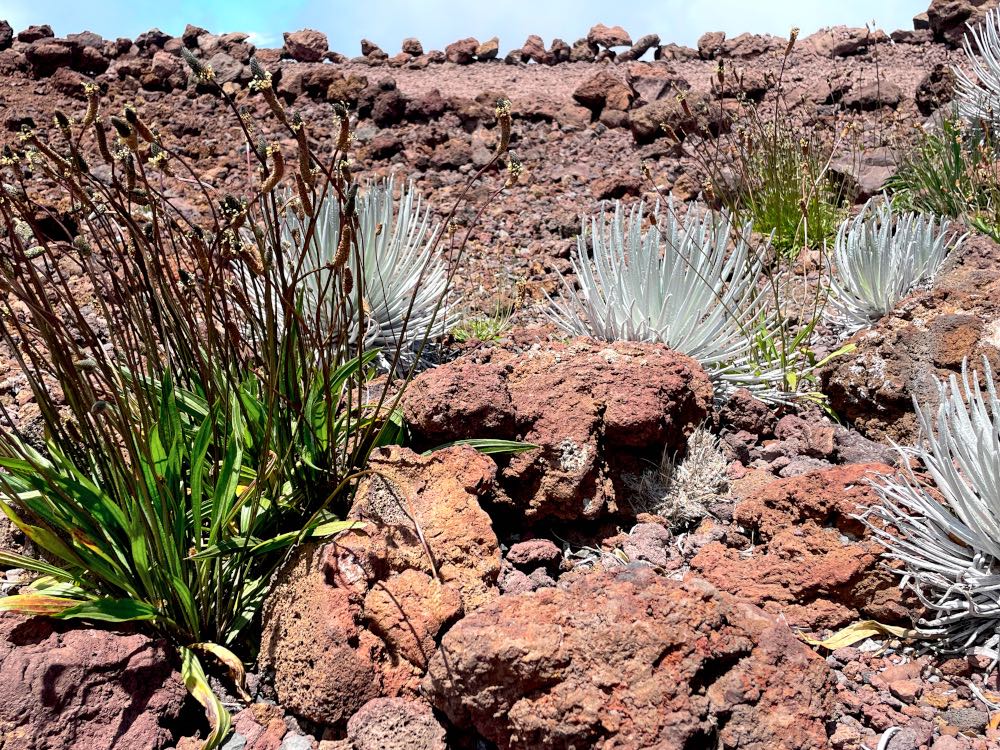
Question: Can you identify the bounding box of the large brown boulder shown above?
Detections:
[572,69,634,114]
[259,446,501,726]
[821,233,1000,442]
[403,340,713,523]
[927,0,999,47]
[24,38,73,77]
[0,614,188,749]
[587,23,632,49]
[445,37,478,64]
[424,569,834,750]
[282,28,328,62]
[690,464,911,630]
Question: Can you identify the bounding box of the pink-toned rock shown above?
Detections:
[445,37,478,64]
[691,463,912,629]
[424,569,834,750]
[0,614,187,750]
[283,29,328,62]
[506,538,562,569]
[404,340,713,523]
[520,34,549,64]
[260,446,501,725]
[364,569,462,669]
[572,69,634,113]
[587,23,632,49]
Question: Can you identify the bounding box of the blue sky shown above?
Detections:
[0,0,927,53]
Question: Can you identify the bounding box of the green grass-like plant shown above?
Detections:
[888,114,1000,240]
[0,54,515,748]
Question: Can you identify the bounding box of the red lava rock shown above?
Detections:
[346,697,447,750]
[17,24,54,44]
[475,37,499,61]
[505,538,561,569]
[445,37,478,64]
[403,339,713,523]
[0,614,187,750]
[25,39,73,77]
[720,387,777,435]
[617,33,661,62]
[401,37,423,56]
[572,69,634,114]
[691,463,911,629]
[697,31,726,59]
[424,569,834,750]
[364,569,463,669]
[821,233,1000,443]
[283,29,328,62]
[259,446,500,725]
[587,23,632,49]
[520,34,550,65]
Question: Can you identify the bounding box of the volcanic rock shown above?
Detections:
[0,614,187,749]
[17,24,53,44]
[404,340,712,522]
[260,446,501,725]
[628,91,730,144]
[424,569,834,749]
[475,36,499,60]
[282,29,328,62]
[928,0,998,47]
[401,37,423,56]
[572,69,634,113]
[617,33,660,62]
[346,698,447,750]
[691,463,912,629]
[697,31,726,59]
[916,62,957,114]
[821,232,1000,442]
[587,23,632,49]
[445,37,478,64]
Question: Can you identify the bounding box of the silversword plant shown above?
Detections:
[828,198,961,331]
[548,200,784,400]
[861,359,1000,664]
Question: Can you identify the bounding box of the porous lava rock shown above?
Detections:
[0,614,188,750]
[403,339,713,523]
[259,446,500,726]
[424,568,834,750]
[587,23,632,49]
[346,698,447,750]
[690,463,912,629]
[821,233,1000,442]
[282,29,328,62]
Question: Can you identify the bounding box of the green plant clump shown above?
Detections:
[0,55,517,748]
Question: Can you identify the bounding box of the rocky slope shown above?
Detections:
[3,2,1000,749]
